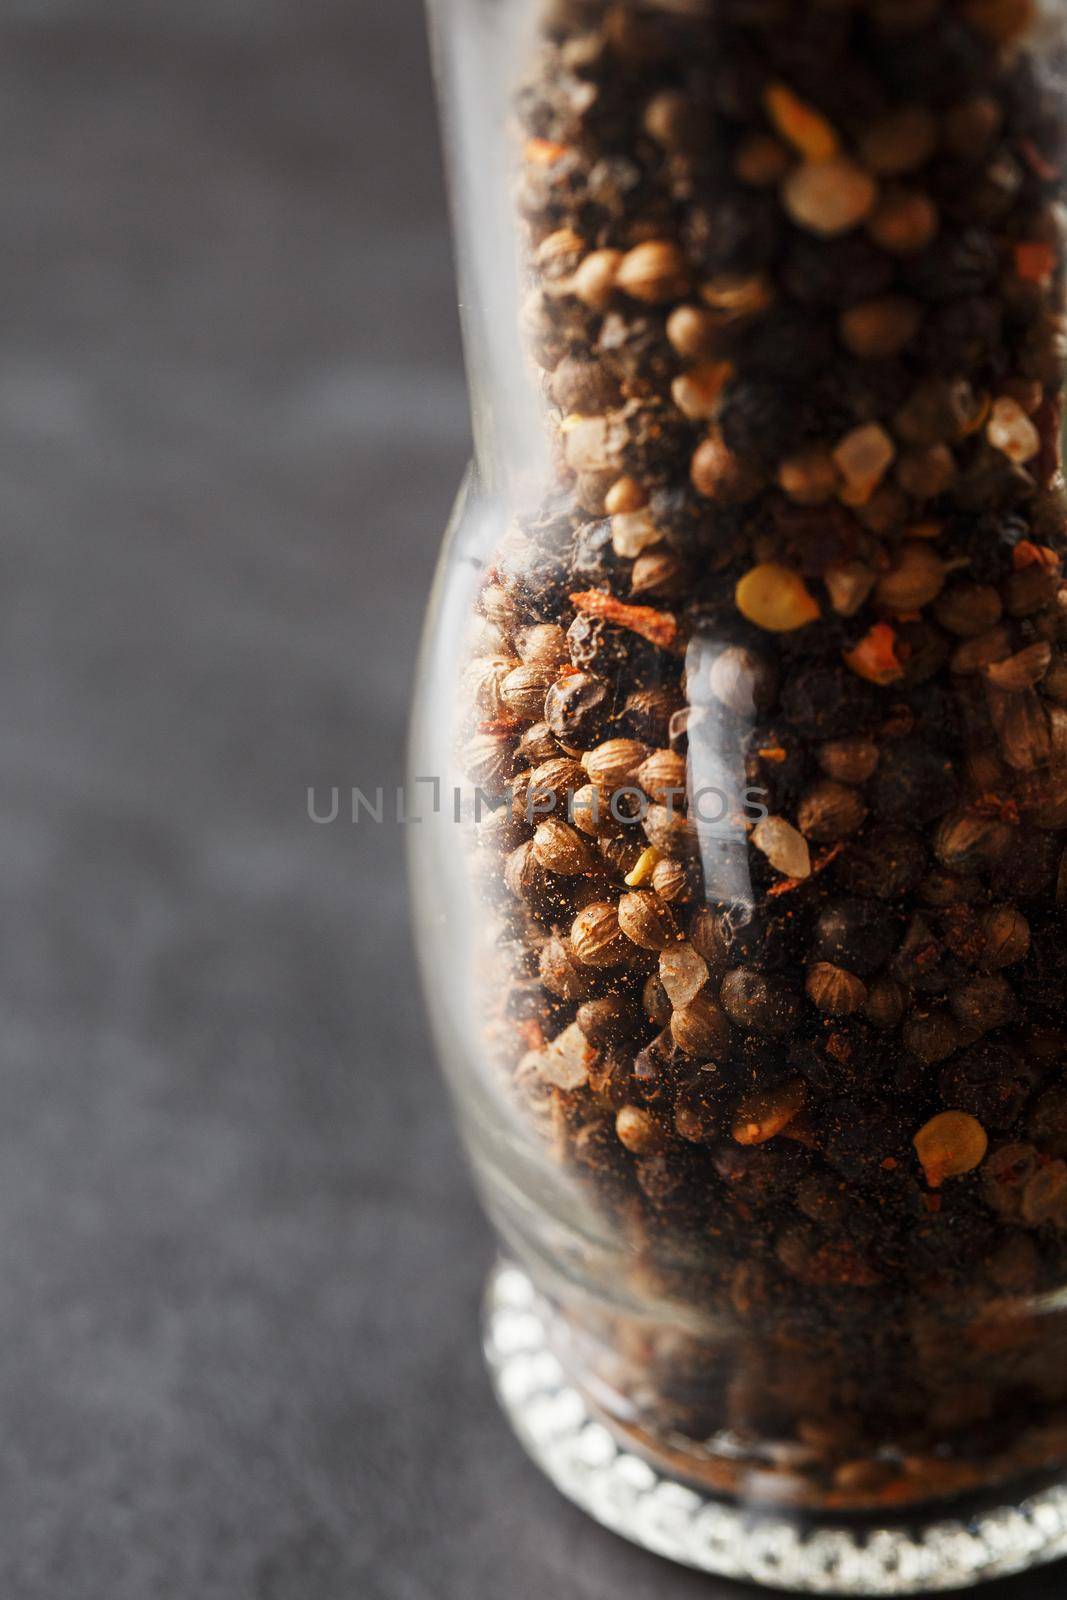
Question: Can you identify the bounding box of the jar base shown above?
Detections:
[483,1261,1067,1594]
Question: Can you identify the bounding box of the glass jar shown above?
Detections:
[412,0,1067,1588]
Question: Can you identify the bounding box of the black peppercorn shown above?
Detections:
[719,378,803,470]
[720,967,802,1037]
[939,1040,1037,1132]
[812,898,900,978]
[544,671,612,747]
[571,518,623,589]
[904,227,1000,302]
[567,614,624,672]
[782,667,879,740]
[818,1097,911,1181]
[869,740,959,825]
[782,234,895,309]
[835,827,928,900]
[684,192,782,274]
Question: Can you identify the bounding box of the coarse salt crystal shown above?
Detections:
[659,942,708,1008]
[752,815,812,880]
[611,508,662,558]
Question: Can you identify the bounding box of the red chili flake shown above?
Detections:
[518,1020,545,1051]
[825,1031,853,1065]
[569,589,682,653]
[477,716,522,735]
[1019,138,1060,183]
[881,1157,898,1172]
[843,622,906,686]
[1013,540,1062,573]
[766,842,843,898]
[971,792,1021,825]
[1013,240,1057,287]
[524,137,569,166]
[756,745,788,762]
[923,1193,942,1215]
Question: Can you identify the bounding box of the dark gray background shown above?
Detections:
[4,0,1062,1595]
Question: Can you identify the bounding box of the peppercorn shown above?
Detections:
[813,898,899,977]
[544,671,612,747]
[869,740,959,825]
[835,826,927,899]
[712,1142,799,1206]
[784,158,878,237]
[950,974,1014,1039]
[976,904,1031,970]
[575,994,637,1049]
[571,901,629,967]
[939,1041,1034,1130]
[618,890,678,952]
[616,1104,667,1156]
[782,232,895,308]
[782,666,879,739]
[819,1097,910,1180]
[685,193,782,274]
[581,737,648,797]
[718,380,801,470]
[797,780,867,843]
[1021,1161,1067,1227]
[665,304,720,363]
[859,106,937,177]
[551,354,623,415]
[903,1008,960,1064]
[671,990,732,1059]
[527,755,585,812]
[839,296,922,360]
[720,967,802,1037]
[598,827,645,881]
[1026,1085,1067,1157]
[933,809,1014,873]
[807,962,868,1016]
[905,226,999,301]
[464,730,516,797]
[935,582,1003,637]
[623,683,683,746]
[650,856,692,904]
[674,1067,728,1144]
[868,188,939,256]
[877,544,950,611]
[865,976,908,1030]
[818,737,879,785]
[691,428,761,502]
[615,240,689,305]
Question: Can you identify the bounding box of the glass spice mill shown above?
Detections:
[411,0,1067,1588]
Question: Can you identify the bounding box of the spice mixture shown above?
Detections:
[462,0,1067,1511]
